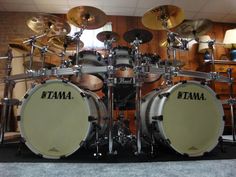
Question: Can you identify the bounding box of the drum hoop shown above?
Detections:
[19,79,92,159]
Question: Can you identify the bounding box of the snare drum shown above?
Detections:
[113,46,134,78]
[70,50,105,91]
[19,80,107,159]
[141,81,224,157]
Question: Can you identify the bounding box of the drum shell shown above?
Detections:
[141,81,225,157]
[70,50,105,91]
[112,46,134,78]
[19,80,107,159]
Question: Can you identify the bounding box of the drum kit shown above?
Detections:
[0,5,235,159]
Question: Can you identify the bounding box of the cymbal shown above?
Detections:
[123,28,153,44]
[27,13,71,36]
[159,59,185,67]
[141,5,184,30]
[23,61,56,70]
[96,31,119,42]
[48,35,84,51]
[67,6,107,29]
[175,19,213,38]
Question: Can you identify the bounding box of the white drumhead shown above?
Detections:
[20,80,91,159]
[148,81,224,156]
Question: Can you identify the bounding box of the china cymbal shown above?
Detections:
[67,6,107,29]
[175,19,213,38]
[48,35,84,51]
[123,28,153,44]
[27,13,71,36]
[23,61,56,70]
[141,5,184,30]
[96,31,119,42]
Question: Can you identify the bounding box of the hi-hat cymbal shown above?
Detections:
[96,31,119,42]
[142,5,184,30]
[123,28,153,44]
[48,35,84,51]
[67,6,107,29]
[23,61,56,70]
[175,19,213,38]
[27,13,71,36]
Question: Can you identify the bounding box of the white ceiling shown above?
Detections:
[0,0,236,23]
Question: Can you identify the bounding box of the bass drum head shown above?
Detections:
[20,80,91,159]
[147,81,224,156]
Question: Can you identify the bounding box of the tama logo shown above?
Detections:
[41,91,73,100]
[177,91,206,100]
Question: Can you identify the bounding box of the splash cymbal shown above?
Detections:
[123,28,153,44]
[96,31,119,42]
[141,5,184,30]
[67,6,107,29]
[27,13,71,36]
[175,19,213,38]
[48,35,84,51]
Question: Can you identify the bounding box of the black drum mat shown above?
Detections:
[0,142,236,163]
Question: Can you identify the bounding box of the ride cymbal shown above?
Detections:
[96,31,119,42]
[67,6,107,29]
[175,19,213,38]
[123,28,153,44]
[141,5,184,30]
[48,35,84,51]
[27,13,71,36]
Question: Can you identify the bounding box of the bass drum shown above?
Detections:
[141,81,224,157]
[70,50,105,91]
[19,80,107,159]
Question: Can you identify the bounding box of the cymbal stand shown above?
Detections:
[72,25,86,66]
[23,33,47,70]
[131,37,143,155]
[104,38,116,155]
[224,68,236,143]
[0,48,19,144]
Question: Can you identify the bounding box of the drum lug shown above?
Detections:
[216,94,220,99]
[60,155,66,159]
[180,80,187,84]
[165,139,171,145]
[17,116,21,121]
[88,116,97,122]
[158,92,170,99]
[200,81,206,85]
[80,92,87,98]
[24,93,29,99]
[152,115,163,121]
[223,115,226,121]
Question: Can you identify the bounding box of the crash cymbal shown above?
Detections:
[159,59,185,67]
[142,5,184,30]
[123,28,153,44]
[67,6,107,29]
[48,35,84,51]
[96,31,119,42]
[27,13,71,36]
[23,61,56,70]
[175,19,213,38]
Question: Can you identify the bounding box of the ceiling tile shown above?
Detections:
[136,0,173,9]
[201,0,236,13]
[184,11,198,20]
[68,0,101,7]
[221,13,236,24]
[36,4,70,14]
[34,0,68,5]
[172,0,208,12]
[103,6,135,16]
[102,0,138,8]
[134,8,149,16]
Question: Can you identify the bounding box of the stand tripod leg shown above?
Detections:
[108,85,114,154]
[0,99,8,144]
[135,85,142,155]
